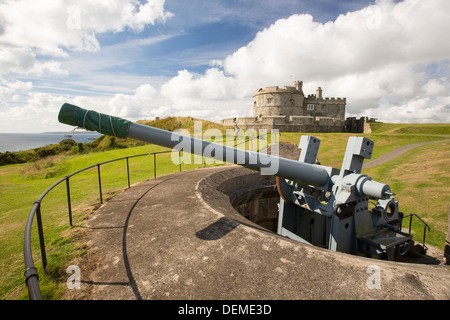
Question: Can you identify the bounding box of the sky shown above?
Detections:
[0,0,449,133]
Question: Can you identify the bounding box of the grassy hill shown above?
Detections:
[0,117,234,166]
[369,122,450,135]
[137,116,233,135]
[278,125,449,255]
[0,119,449,300]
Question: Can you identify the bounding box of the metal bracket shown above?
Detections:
[340,137,374,175]
[298,135,320,164]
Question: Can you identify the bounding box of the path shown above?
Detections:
[363,139,450,169]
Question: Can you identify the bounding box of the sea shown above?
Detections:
[0,131,102,153]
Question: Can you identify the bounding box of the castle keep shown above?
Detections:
[221,81,348,132]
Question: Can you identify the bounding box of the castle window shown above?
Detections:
[307,104,314,110]
[267,98,273,104]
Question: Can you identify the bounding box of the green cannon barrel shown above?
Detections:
[58,103,331,187]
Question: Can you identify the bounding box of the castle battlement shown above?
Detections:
[254,86,300,95]
[323,97,346,103]
[306,95,346,103]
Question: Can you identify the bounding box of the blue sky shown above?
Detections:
[0,0,449,132]
[54,0,376,95]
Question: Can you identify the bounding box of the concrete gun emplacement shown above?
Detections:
[58,103,414,261]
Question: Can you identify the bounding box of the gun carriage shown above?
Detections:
[58,103,414,261]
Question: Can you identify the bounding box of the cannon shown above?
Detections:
[58,103,413,261]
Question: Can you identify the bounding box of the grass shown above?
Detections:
[362,140,450,247]
[1,121,449,300]
[279,131,448,168]
[0,130,260,300]
[0,143,220,300]
[137,116,234,135]
[369,122,450,135]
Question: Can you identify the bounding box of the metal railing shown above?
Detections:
[404,213,431,254]
[23,134,270,299]
[23,150,180,300]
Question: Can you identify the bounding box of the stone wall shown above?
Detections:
[345,117,375,133]
[303,96,346,120]
[253,86,304,117]
[221,115,346,133]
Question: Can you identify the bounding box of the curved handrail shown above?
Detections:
[24,133,269,299]
[404,213,431,254]
[23,150,175,300]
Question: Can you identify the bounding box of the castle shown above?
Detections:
[221,81,370,133]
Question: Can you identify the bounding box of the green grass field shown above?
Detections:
[1,122,449,300]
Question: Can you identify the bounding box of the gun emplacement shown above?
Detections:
[58,103,413,260]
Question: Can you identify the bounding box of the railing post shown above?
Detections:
[422,225,427,254]
[126,157,131,188]
[24,266,42,300]
[35,202,48,274]
[408,215,413,234]
[153,153,157,179]
[66,177,73,226]
[445,202,450,265]
[179,150,182,172]
[97,164,103,204]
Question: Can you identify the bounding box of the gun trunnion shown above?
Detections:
[58,103,413,260]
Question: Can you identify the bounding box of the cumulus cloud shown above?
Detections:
[109,83,159,119]
[157,0,450,123]
[1,0,449,133]
[223,0,450,82]
[0,0,173,132]
[0,0,173,74]
[0,80,32,103]
[107,78,247,123]
[0,93,67,132]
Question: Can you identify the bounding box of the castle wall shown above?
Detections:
[344,117,374,133]
[304,96,346,120]
[221,116,346,133]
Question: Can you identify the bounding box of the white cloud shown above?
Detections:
[71,0,448,126]
[0,93,67,132]
[109,83,160,119]
[0,0,173,74]
[1,0,449,133]
[107,77,248,123]
[0,0,174,132]
[0,79,33,104]
[160,69,239,101]
[420,78,448,97]
[0,91,115,133]
[361,96,450,123]
[157,0,450,123]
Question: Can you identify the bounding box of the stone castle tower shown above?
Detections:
[252,81,346,120]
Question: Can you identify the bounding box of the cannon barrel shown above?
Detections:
[58,103,330,187]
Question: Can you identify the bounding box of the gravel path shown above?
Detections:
[363,139,450,169]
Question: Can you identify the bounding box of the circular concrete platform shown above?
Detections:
[66,165,450,300]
